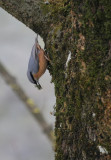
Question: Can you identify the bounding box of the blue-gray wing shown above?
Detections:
[27,44,39,83]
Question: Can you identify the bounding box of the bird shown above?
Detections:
[33,44,47,80]
[27,37,48,89]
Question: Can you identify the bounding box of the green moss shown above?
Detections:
[40,3,51,15]
[42,0,111,159]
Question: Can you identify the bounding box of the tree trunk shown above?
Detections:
[0,0,111,159]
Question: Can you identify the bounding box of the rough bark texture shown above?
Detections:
[0,0,111,159]
[0,0,51,39]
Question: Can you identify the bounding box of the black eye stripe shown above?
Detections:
[30,72,42,89]
[30,72,37,85]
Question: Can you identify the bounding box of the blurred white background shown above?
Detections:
[0,7,55,160]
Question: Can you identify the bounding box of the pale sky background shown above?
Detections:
[0,7,55,160]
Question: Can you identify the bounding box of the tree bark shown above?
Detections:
[0,0,111,159]
[0,0,51,39]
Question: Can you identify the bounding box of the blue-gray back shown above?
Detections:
[27,44,39,83]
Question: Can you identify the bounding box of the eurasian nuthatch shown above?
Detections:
[27,37,48,88]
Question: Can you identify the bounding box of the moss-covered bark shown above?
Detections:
[0,0,111,159]
[46,0,111,159]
